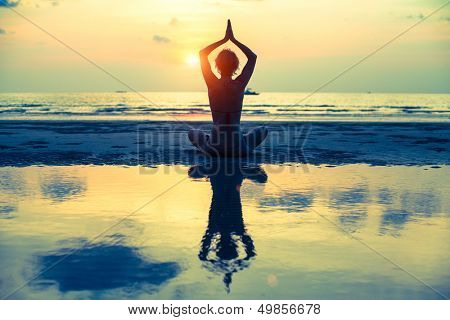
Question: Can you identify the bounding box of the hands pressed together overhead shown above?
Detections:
[225,19,236,42]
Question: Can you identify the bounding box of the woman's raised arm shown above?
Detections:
[228,20,257,88]
[199,22,231,85]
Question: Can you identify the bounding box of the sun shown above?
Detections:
[185,54,199,66]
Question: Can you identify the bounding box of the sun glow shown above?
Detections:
[185,54,199,66]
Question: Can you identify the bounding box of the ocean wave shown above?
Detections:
[242,110,269,114]
[96,107,130,113]
[403,109,450,114]
[0,108,27,113]
[125,107,207,112]
[0,103,45,108]
[276,108,353,113]
[1,102,448,120]
[377,105,431,109]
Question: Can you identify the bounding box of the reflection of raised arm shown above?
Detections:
[227,20,257,88]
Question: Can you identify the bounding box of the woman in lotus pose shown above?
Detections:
[188,20,268,156]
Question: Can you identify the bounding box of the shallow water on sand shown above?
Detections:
[0,164,448,299]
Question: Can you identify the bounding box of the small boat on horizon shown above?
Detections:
[244,88,259,95]
[115,90,127,93]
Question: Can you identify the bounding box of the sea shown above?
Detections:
[0,92,449,122]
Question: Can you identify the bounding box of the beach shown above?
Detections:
[0,92,449,299]
[1,0,449,316]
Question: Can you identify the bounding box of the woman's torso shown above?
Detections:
[207,78,247,152]
[208,78,244,126]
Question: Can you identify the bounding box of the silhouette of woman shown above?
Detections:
[189,20,268,157]
[188,161,268,292]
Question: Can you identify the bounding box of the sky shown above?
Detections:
[0,0,449,92]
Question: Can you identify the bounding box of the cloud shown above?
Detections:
[0,28,6,34]
[405,13,424,20]
[34,240,181,294]
[153,35,170,44]
[0,204,15,215]
[40,175,86,202]
[0,0,20,7]
[169,17,178,27]
[406,13,450,23]
[259,191,315,213]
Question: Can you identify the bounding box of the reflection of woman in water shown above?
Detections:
[189,20,268,157]
[188,162,267,292]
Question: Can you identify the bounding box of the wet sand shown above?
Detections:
[0,121,449,166]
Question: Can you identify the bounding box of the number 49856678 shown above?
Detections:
[257,303,320,315]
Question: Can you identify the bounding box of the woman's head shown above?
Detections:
[215,49,239,77]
